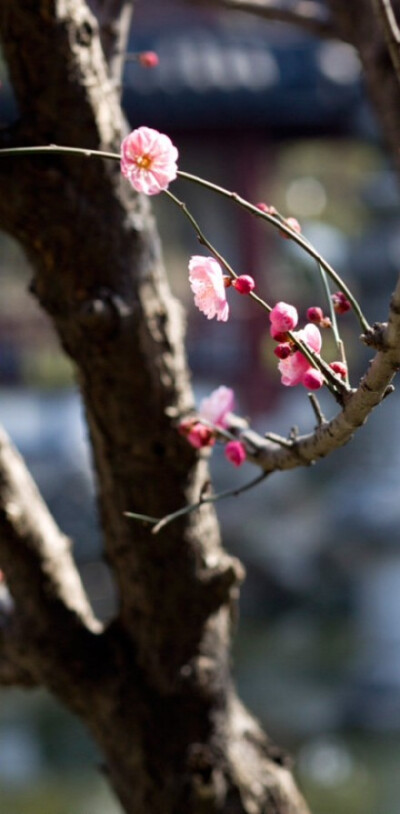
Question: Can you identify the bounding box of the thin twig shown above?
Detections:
[178,170,370,333]
[373,0,400,85]
[125,471,269,534]
[164,189,239,279]
[0,144,369,333]
[308,393,326,426]
[165,190,348,399]
[197,0,335,39]
[316,261,341,350]
[264,432,293,448]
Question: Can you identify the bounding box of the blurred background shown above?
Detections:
[1,1,400,812]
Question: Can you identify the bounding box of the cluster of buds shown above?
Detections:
[256,203,301,239]
[269,302,324,390]
[178,387,247,467]
[306,306,332,329]
[119,127,351,405]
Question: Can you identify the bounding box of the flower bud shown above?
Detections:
[280,217,301,239]
[270,302,298,339]
[138,51,159,68]
[232,275,255,295]
[329,361,347,380]
[178,420,215,449]
[302,369,324,390]
[224,440,246,467]
[306,306,331,328]
[274,342,292,360]
[256,202,277,215]
[332,291,351,314]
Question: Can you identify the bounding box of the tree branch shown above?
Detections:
[0,423,101,683]
[190,0,336,39]
[235,282,400,474]
[88,0,134,84]
[372,0,400,85]
[0,597,38,687]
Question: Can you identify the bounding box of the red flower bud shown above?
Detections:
[332,292,351,314]
[232,275,255,295]
[138,51,159,68]
[224,440,246,467]
[329,361,347,380]
[274,342,292,360]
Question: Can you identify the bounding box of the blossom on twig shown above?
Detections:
[121,126,178,195]
[269,301,298,341]
[189,256,229,321]
[198,386,234,428]
[278,323,324,390]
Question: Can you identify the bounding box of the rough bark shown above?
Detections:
[0,2,310,813]
[325,0,400,173]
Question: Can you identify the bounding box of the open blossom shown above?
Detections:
[121,126,178,195]
[189,256,229,321]
[178,386,235,449]
[199,386,234,428]
[278,323,324,389]
[269,301,298,340]
[224,440,246,467]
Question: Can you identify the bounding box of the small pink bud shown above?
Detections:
[332,291,351,314]
[270,301,298,339]
[307,306,324,323]
[330,361,347,380]
[306,306,332,329]
[274,342,292,360]
[256,202,278,215]
[280,217,301,239]
[302,369,324,390]
[138,51,159,68]
[232,275,255,295]
[178,420,215,449]
[224,440,246,467]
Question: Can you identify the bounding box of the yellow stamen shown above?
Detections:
[135,154,152,170]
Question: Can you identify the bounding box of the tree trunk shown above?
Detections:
[0,2,310,812]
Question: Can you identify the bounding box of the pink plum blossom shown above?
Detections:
[199,386,234,429]
[224,440,246,467]
[278,323,323,389]
[121,126,178,195]
[189,256,229,321]
[269,301,298,340]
